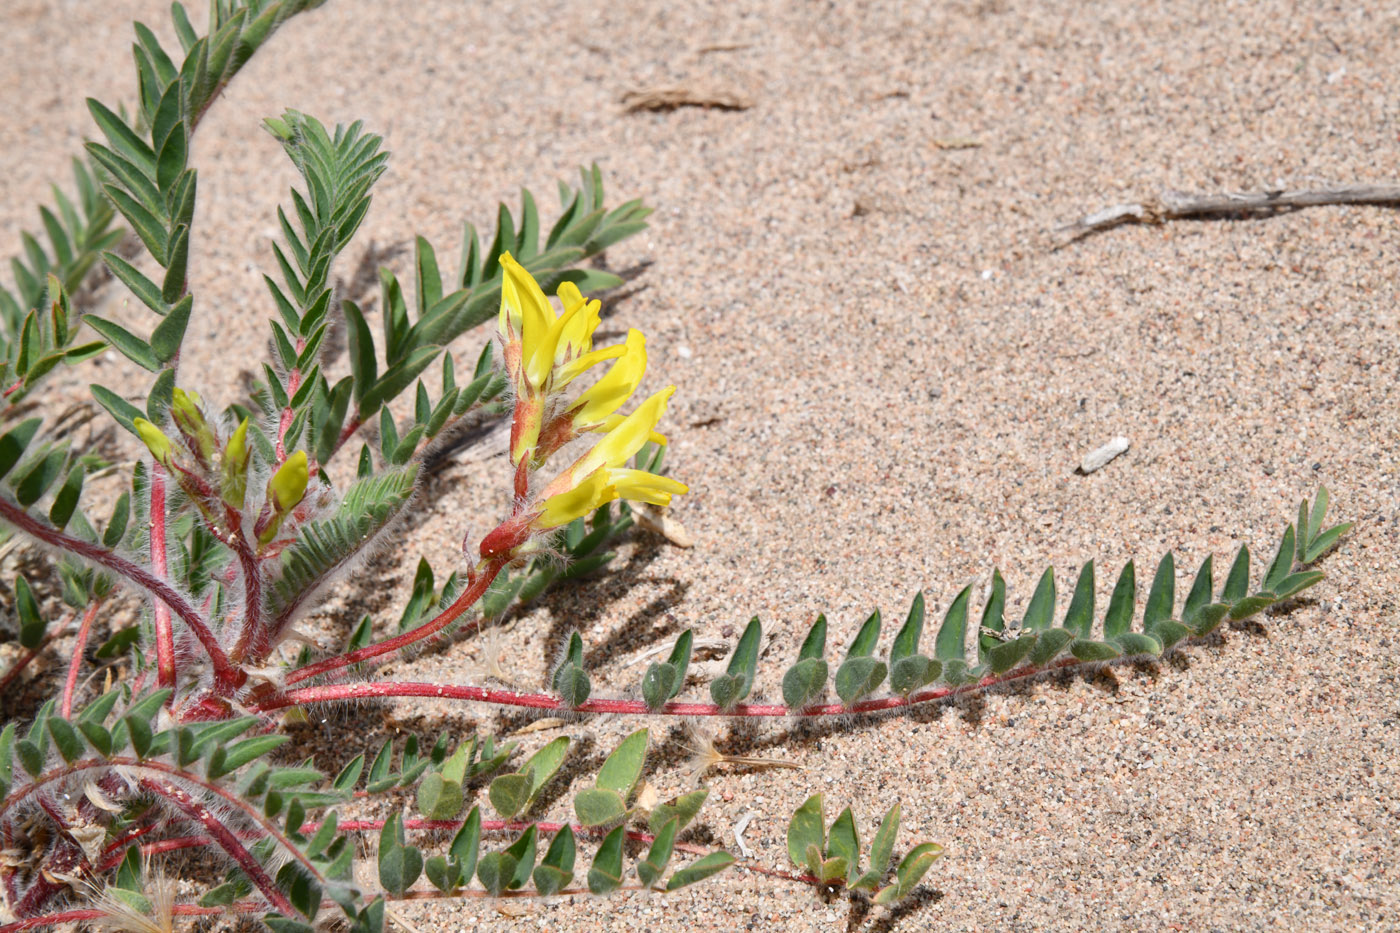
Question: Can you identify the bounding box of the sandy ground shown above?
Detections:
[2,0,1398,930]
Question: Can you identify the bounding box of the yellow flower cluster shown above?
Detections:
[483,254,686,557]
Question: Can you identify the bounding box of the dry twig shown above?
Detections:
[621,86,753,113]
[1055,183,1400,247]
[695,42,752,55]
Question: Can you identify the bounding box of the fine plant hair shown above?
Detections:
[0,4,1352,932]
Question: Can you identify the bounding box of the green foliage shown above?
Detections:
[574,729,649,827]
[787,795,943,895]
[710,616,762,709]
[268,465,418,626]
[782,613,830,708]
[487,735,568,819]
[756,490,1345,711]
[551,630,592,707]
[643,629,694,710]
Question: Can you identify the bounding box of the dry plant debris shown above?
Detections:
[621,86,754,113]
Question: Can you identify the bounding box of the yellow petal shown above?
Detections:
[555,285,602,364]
[536,468,616,530]
[606,468,688,506]
[556,343,625,388]
[525,288,591,388]
[500,253,552,365]
[567,330,648,428]
[572,385,675,479]
[557,281,585,311]
[586,413,667,448]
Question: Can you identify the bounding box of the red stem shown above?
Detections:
[225,504,268,663]
[275,405,294,461]
[0,495,245,695]
[98,816,162,863]
[283,556,508,685]
[149,465,176,689]
[261,656,1093,718]
[59,600,102,717]
[0,646,40,695]
[0,618,73,695]
[139,777,296,916]
[329,415,363,460]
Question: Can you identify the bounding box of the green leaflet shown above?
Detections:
[710,617,762,709]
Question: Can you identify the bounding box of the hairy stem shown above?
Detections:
[139,777,296,916]
[283,556,508,685]
[59,600,102,717]
[2,758,328,894]
[226,505,268,664]
[149,465,176,688]
[0,617,74,696]
[0,495,245,694]
[0,905,224,933]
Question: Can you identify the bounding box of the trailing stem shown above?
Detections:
[263,648,1211,719]
[283,556,509,685]
[0,496,245,694]
[139,778,297,916]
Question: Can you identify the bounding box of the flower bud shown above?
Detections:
[221,417,251,509]
[269,450,309,515]
[170,388,216,461]
[133,418,173,466]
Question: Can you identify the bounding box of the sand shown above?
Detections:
[1,0,1397,930]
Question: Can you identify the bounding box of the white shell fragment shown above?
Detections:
[734,811,755,858]
[1078,436,1131,474]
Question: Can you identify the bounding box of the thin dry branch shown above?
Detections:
[621,86,753,113]
[1054,183,1400,246]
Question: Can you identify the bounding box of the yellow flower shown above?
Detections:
[529,329,666,466]
[534,387,686,530]
[479,386,687,559]
[498,254,627,465]
[500,255,613,393]
[566,329,647,427]
[552,281,610,375]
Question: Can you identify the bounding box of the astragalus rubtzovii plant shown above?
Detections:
[0,4,1352,932]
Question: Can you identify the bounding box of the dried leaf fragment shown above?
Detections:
[509,717,571,736]
[635,503,694,547]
